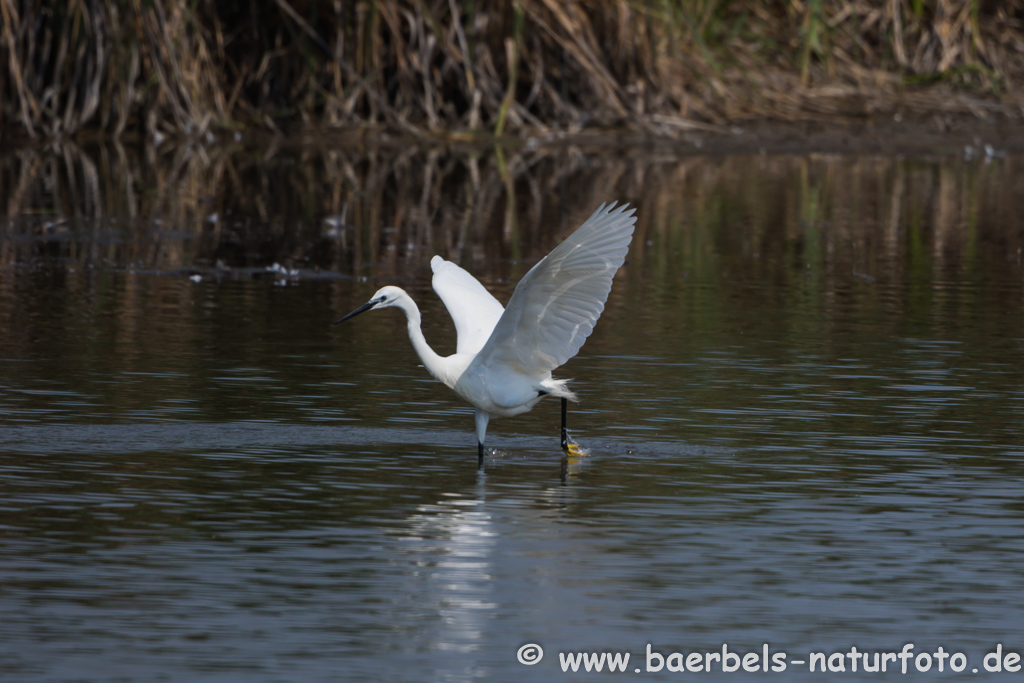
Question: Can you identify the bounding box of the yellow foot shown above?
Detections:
[562,441,587,457]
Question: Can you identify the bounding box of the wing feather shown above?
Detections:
[431,256,505,355]
[470,202,636,376]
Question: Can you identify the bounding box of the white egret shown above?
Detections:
[336,202,636,466]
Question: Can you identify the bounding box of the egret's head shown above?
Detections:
[334,286,404,324]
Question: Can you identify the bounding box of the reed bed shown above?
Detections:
[2,0,1023,142]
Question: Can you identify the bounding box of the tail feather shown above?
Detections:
[542,378,577,403]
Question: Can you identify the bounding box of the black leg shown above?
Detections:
[474,408,489,469]
[561,397,568,450]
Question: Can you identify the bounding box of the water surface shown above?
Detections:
[2,143,1023,680]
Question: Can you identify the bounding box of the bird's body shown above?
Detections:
[337,202,636,465]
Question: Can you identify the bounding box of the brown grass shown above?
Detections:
[2,1,1024,142]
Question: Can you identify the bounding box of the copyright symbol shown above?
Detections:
[517,643,544,665]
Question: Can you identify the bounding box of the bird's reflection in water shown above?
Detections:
[399,476,496,656]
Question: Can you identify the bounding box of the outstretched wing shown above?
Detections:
[431,255,505,355]
[469,202,636,377]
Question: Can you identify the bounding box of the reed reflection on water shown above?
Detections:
[1,142,1023,681]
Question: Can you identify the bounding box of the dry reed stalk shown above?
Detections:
[2,0,1024,143]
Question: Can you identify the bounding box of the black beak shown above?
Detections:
[334,300,377,325]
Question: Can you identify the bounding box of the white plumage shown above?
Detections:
[336,202,637,465]
[429,256,504,356]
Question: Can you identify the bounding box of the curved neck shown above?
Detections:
[394,293,449,383]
